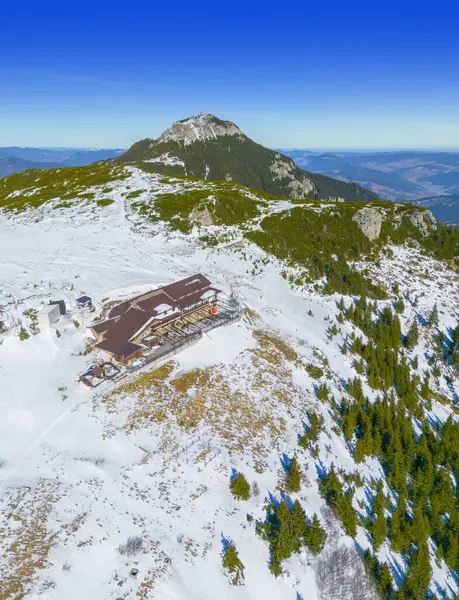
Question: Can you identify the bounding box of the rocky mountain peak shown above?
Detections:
[155,113,244,146]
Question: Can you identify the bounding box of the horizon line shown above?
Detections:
[2,145,459,153]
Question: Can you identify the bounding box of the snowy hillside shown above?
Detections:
[0,166,458,600]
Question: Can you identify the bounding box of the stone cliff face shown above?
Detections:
[352,207,438,241]
[352,207,382,241]
[270,154,317,199]
[156,113,243,146]
[409,210,437,236]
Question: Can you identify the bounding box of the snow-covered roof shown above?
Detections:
[200,289,216,300]
[38,304,60,315]
[155,303,173,313]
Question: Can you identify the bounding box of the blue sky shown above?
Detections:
[1,0,458,149]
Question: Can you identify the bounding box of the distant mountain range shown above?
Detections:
[3,132,458,225]
[282,150,459,225]
[0,147,125,179]
[116,113,379,202]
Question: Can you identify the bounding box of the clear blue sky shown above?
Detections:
[1,0,458,149]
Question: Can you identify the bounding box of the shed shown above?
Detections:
[76,296,92,309]
[92,365,105,378]
[37,304,61,326]
[49,300,67,315]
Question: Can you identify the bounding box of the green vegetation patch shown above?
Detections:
[246,205,387,297]
[133,186,267,234]
[126,189,147,199]
[0,163,128,213]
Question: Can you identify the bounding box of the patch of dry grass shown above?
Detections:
[252,330,299,364]
[101,329,307,459]
[0,483,59,600]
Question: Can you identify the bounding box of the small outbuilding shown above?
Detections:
[76,296,92,310]
[37,304,61,327]
[92,365,106,378]
[49,300,67,315]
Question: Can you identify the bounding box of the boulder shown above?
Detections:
[352,207,382,241]
[409,210,437,237]
[190,205,214,226]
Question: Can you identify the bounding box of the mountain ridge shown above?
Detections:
[282,148,459,225]
[117,114,379,202]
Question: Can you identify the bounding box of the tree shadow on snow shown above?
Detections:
[280,492,294,510]
[268,491,280,509]
[315,459,328,481]
[280,453,292,472]
[387,555,407,589]
[446,380,459,404]
[230,467,238,481]
[221,534,231,552]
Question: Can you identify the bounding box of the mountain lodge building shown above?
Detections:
[91,274,221,364]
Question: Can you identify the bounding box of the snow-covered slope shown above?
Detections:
[0,167,457,600]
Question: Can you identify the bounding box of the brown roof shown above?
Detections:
[162,274,211,301]
[96,339,142,357]
[108,307,153,343]
[176,287,220,310]
[91,318,118,335]
[96,274,217,358]
[92,365,105,377]
[108,301,130,319]
[136,291,175,314]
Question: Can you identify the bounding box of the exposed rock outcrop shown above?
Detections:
[270,154,316,199]
[189,205,214,226]
[409,210,437,237]
[352,207,382,241]
[157,113,243,146]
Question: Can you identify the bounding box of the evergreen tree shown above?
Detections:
[338,490,358,537]
[398,540,431,599]
[427,303,439,328]
[364,551,393,599]
[298,412,323,448]
[270,501,295,576]
[230,472,251,500]
[390,492,411,554]
[404,320,419,350]
[304,513,327,554]
[316,382,329,402]
[319,464,342,508]
[291,500,307,552]
[222,542,245,585]
[371,480,387,550]
[394,298,405,314]
[449,322,459,367]
[258,499,311,576]
[308,412,322,443]
[420,372,430,401]
[287,457,302,492]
